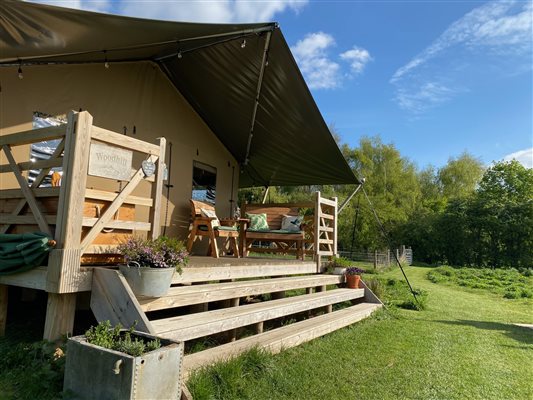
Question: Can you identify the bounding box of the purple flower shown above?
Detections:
[118,236,189,274]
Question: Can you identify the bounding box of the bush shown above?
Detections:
[427,266,533,299]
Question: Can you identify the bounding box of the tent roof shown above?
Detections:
[0,0,358,187]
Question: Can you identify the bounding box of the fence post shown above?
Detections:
[387,249,390,266]
[373,250,377,270]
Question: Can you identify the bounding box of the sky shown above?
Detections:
[32,0,533,169]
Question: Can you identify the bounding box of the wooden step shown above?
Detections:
[152,288,364,341]
[139,275,344,312]
[173,261,317,284]
[183,302,382,376]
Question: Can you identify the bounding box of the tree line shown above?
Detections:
[239,136,533,268]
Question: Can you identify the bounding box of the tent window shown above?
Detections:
[192,161,216,205]
[29,112,66,187]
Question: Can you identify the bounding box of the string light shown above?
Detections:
[17,63,23,79]
[104,50,109,69]
[241,39,246,48]
[177,51,183,59]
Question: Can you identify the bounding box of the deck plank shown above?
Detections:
[183,302,382,375]
[140,274,344,311]
[152,288,364,341]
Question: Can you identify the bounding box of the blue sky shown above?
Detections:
[34,0,533,169]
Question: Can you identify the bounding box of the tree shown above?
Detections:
[340,136,421,250]
[437,152,484,199]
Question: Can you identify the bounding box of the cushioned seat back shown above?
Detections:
[242,204,300,230]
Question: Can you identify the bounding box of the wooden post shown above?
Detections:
[314,192,321,272]
[47,111,93,294]
[150,137,166,239]
[43,293,77,341]
[374,250,378,270]
[255,321,264,334]
[387,249,390,266]
[228,297,240,342]
[0,284,7,336]
[332,196,338,257]
[44,111,93,340]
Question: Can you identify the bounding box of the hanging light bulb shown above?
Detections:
[104,50,110,69]
[18,64,23,79]
[241,39,246,49]
[177,51,183,59]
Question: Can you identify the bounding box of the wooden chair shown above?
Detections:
[186,200,240,258]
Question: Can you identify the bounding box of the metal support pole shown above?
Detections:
[243,31,272,165]
[337,181,364,215]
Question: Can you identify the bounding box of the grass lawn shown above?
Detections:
[1,266,531,399]
[188,266,533,399]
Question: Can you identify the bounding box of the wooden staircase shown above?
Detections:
[90,260,382,378]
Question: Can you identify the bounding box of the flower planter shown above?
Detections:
[63,331,183,400]
[333,267,346,275]
[119,264,174,297]
[345,274,361,289]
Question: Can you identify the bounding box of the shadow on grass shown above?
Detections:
[435,319,533,345]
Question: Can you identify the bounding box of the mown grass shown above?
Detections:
[427,265,533,299]
[1,266,532,399]
[188,266,533,400]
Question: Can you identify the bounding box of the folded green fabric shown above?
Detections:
[0,232,53,275]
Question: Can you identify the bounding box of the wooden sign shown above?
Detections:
[88,142,133,181]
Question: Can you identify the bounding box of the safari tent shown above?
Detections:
[0,1,380,379]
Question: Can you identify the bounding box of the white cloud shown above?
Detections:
[394,82,456,114]
[391,0,532,113]
[340,46,372,75]
[119,0,307,23]
[291,33,372,89]
[30,0,308,23]
[503,147,533,168]
[28,0,112,13]
[291,32,341,90]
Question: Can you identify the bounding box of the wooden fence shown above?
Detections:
[339,245,413,269]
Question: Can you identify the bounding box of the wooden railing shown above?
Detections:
[0,111,165,294]
[313,191,338,268]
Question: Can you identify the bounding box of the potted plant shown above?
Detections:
[63,321,183,399]
[118,236,188,297]
[327,256,352,275]
[345,266,365,289]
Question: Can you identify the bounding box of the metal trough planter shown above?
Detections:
[64,331,183,399]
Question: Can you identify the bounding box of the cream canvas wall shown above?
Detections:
[0,62,239,241]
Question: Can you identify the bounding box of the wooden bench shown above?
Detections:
[240,203,308,260]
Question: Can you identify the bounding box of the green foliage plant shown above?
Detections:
[84,321,161,357]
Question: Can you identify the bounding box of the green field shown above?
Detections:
[188,266,533,399]
[1,266,532,399]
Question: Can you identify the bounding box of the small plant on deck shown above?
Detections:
[118,236,188,273]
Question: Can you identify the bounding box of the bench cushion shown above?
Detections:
[246,213,269,230]
[247,229,302,235]
[281,215,303,232]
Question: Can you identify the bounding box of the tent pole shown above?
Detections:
[243,31,272,165]
[262,187,270,204]
[337,182,363,215]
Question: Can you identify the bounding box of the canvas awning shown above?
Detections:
[0,0,359,187]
